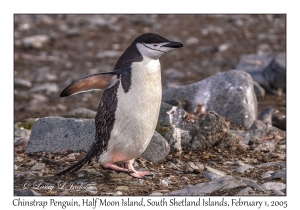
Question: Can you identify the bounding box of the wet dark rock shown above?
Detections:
[272,107,286,130]
[168,176,246,196]
[162,70,257,129]
[234,53,286,95]
[14,189,41,196]
[64,107,96,119]
[140,131,170,163]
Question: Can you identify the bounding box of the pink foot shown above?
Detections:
[103,163,131,173]
[103,161,153,178]
[130,171,153,178]
[125,160,153,178]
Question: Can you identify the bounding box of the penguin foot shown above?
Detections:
[125,160,153,178]
[103,163,130,173]
[130,171,153,178]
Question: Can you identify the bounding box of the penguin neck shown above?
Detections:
[140,56,161,74]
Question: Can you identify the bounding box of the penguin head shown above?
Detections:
[134,33,183,60]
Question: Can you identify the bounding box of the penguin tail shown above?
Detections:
[56,156,90,176]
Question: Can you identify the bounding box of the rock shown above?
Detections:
[261,182,286,192]
[162,70,257,129]
[185,37,199,45]
[140,131,170,162]
[249,120,267,131]
[14,126,31,139]
[261,171,274,179]
[184,162,203,174]
[21,34,51,49]
[14,77,32,88]
[203,166,226,179]
[235,187,254,196]
[30,163,45,171]
[84,184,98,195]
[116,186,130,191]
[14,137,29,147]
[234,54,286,95]
[36,72,57,82]
[30,83,59,94]
[25,117,95,153]
[269,169,286,183]
[256,161,286,168]
[240,178,265,191]
[14,156,23,162]
[149,192,163,196]
[66,28,81,37]
[235,165,254,174]
[168,176,246,196]
[14,189,41,196]
[259,107,274,125]
[218,43,231,52]
[272,107,286,130]
[257,44,273,55]
[26,117,170,162]
[272,190,285,196]
[156,102,231,152]
[259,142,276,153]
[64,108,96,119]
[202,172,224,180]
[253,81,265,99]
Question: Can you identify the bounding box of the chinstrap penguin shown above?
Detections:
[57,33,183,178]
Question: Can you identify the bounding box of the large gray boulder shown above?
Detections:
[162,70,257,129]
[25,117,95,153]
[25,117,169,162]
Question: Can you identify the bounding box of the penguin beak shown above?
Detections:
[163,41,183,48]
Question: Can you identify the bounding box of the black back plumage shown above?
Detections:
[57,33,169,176]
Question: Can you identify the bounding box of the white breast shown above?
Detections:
[99,58,162,164]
